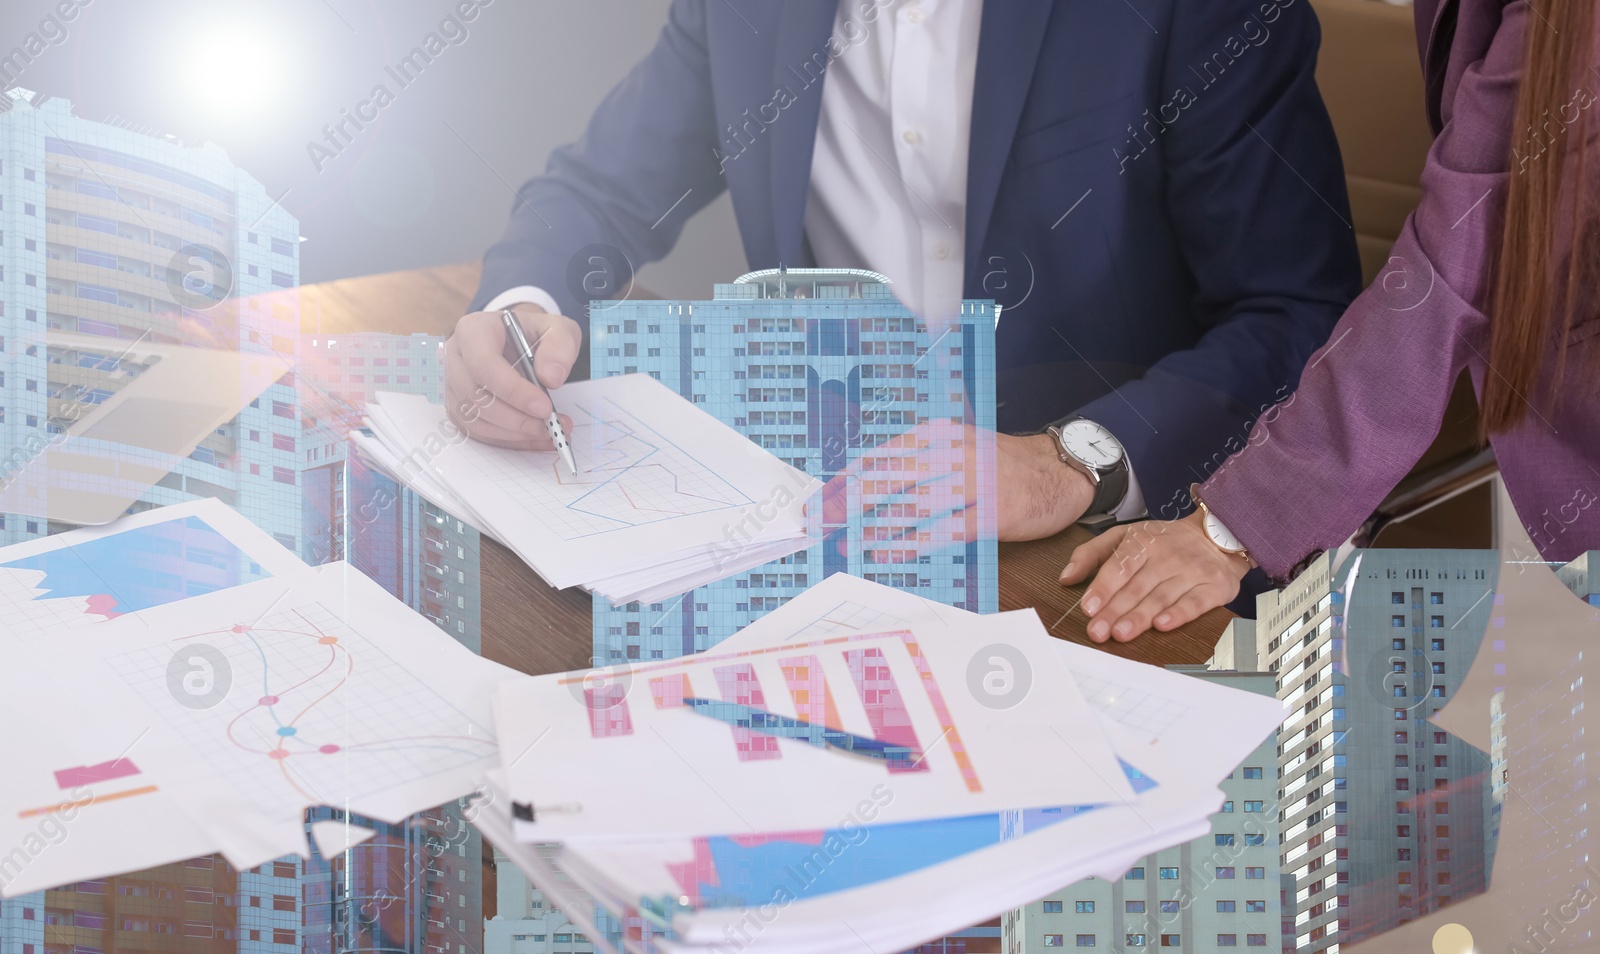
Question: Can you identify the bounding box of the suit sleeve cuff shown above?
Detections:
[483,285,563,316]
[1112,461,1147,521]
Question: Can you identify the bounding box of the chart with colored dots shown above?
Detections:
[80,562,511,864]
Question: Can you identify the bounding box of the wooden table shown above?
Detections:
[301,263,1235,677]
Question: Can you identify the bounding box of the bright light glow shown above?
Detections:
[183,20,284,117]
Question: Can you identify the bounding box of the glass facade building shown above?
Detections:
[588,268,997,663]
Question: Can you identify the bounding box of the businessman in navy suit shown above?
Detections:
[445,0,1362,542]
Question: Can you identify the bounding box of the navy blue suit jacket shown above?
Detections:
[471,0,1363,520]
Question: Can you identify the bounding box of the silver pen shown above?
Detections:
[501,309,578,475]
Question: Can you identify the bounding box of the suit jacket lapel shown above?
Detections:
[965,0,1056,287]
[768,0,841,267]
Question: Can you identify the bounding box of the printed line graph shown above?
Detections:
[479,397,755,540]
[105,601,497,814]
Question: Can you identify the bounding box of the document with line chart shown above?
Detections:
[359,374,821,602]
[6,562,517,873]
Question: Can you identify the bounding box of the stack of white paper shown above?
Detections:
[476,574,1287,954]
[355,374,821,604]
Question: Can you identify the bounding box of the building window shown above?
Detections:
[1392,592,1405,603]
[1430,592,1444,604]
[1217,867,1236,879]
[1217,901,1236,912]
[1075,901,1095,913]
[1127,936,1147,947]
[1433,685,1447,698]
[1221,801,1234,813]
[1245,867,1265,879]
[1043,901,1062,913]
[1394,708,1408,720]
[1246,901,1266,913]
[1126,901,1145,914]
[1161,935,1181,948]
[1432,638,1445,651]
[1243,800,1263,812]
[1244,833,1264,845]
[1043,936,1064,948]
[1159,867,1179,879]
[1215,834,1235,846]
[272,467,297,486]
[1398,848,1413,861]
[1126,867,1145,880]
[1392,615,1406,627]
[1219,935,1238,947]
[1242,766,1263,779]
[1248,934,1268,946]
[1433,662,1446,674]
[1393,638,1407,650]
[1160,901,1180,913]
[1397,825,1411,837]
[1075,936,1096,948]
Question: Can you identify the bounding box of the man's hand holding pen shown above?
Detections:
[445,302,579,454]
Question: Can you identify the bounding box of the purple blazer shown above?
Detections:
[1201,0,1600,582]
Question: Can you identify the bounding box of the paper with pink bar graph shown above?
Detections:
[496,608,1134,843]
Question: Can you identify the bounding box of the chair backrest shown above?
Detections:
[1311,0,1434,284]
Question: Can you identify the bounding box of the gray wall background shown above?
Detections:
[0,0,746,300]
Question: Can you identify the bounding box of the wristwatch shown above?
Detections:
[1044,415,1130,530]
[1190,484,1250,561]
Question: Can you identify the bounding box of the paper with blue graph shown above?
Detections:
[356,374,821,603]
[492,603,1135,845]
[3,561,517,875]
[0,499,310,897]
[0,497,305,644]
[477,574,1288,954]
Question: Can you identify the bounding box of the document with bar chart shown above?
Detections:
[495,605,1133,843]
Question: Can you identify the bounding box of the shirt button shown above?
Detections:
[907,8,925,24]
[933,244,950,260]
[901,129,921,146]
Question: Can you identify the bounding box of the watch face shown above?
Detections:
[1059,419,1124,470]
[1204,511,1245,553]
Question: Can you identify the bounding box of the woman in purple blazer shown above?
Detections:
[1063,0,1600,644]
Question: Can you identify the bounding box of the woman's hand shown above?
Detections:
[1059,512,1251,643]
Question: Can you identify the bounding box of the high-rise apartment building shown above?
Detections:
[0,86,301,551]
[0,895,43,954]
[1004,670,1282,954]
[588,268,997,663]
[1557,551,1598,605]
[1,84,298,954]
[299,331,482,648]
[299,804,483,954]
[483,849,596,954]
[1253,549,1499,952]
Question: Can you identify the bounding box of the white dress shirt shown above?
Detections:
[486,0,1144,519]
